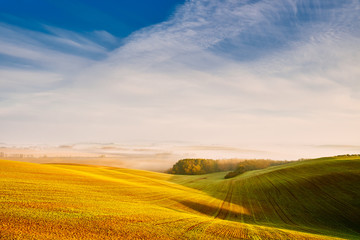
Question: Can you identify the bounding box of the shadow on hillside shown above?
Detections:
[176,200,219,216]
[175,199,251,220]
[169,167,360,239]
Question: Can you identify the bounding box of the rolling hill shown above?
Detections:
[1,156,359,239]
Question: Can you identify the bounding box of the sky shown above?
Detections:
[1,0,360,159]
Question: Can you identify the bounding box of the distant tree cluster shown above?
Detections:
[168,158,289,176]
[336,154,360,157]
[169,159,219,175]
[224,165,246,179]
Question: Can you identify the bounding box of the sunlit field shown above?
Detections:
[1,156,359,239]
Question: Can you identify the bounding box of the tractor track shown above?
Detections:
[214,180,234,220]
[183,180,235,237]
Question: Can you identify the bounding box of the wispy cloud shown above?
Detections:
[1,0,360,155]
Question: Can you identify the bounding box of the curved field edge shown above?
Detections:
[0,158,358,239]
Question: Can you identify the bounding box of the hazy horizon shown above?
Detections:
[2,142,360,171]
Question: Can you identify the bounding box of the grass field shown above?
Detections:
[1,156,359,239]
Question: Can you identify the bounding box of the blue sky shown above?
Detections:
[1,0,360,158]
[0,0,184,37]
[0,0,184,61]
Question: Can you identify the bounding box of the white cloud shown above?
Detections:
[0,69,62,90]
[1,0,360,157]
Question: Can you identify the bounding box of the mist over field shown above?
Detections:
[2,142,360,171]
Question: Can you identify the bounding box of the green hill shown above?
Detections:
[1,156,359,239]
[171,155,360,239]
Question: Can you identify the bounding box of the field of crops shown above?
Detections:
[1,156,359,239]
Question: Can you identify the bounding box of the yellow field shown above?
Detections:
[1,157,359,239]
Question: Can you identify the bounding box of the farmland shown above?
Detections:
[1,156,359,239]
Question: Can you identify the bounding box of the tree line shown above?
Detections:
[168,158,289,176]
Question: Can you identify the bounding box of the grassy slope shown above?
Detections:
[0,156,359,239]
[171,156,360,239]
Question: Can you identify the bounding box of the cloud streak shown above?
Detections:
[1,0,360,158]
